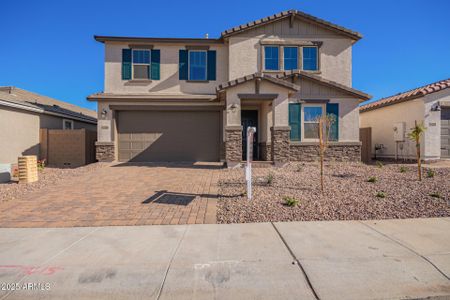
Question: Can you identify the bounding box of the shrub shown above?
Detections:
[429,192,441,199]
[376,191,386,198]
[37,159,46,171]
[408,121,426,181]
[283,196,299,207]
[267,172,274,186]
[376,161,383,168]
[426,169,436,178]
[399,166,407,173]
[367,176,377,183]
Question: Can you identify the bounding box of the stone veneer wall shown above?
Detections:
[96,142,115,162]
[259,142,272,161]
[290,142,361,162]
[271,127,290,165]
[225,127,242,165]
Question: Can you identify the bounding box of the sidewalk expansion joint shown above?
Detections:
[359,221,450,281]
[156,225,189,300]
[270,222,320,300]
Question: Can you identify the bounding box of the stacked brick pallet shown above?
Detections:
[18,156,38,183]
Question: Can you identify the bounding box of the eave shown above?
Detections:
[94,35,224,44]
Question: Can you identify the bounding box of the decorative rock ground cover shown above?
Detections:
[217,162,450,223]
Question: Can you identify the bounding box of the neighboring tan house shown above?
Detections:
[88,9,371,167]
[360,78,450,161]
[0,87,97,179]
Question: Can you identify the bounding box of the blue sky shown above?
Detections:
[1,0,449,111]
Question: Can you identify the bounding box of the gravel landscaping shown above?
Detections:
[217,162,450,223]
[0,163,106,202]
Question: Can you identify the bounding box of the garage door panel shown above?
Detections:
[118,111,220,162]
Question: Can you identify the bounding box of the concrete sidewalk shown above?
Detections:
[0,218,449,300]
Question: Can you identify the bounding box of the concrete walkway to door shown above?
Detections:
[0,162,222,228]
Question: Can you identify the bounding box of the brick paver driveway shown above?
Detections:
[0,163,222,228]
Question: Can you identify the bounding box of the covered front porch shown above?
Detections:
[217,73,298,167]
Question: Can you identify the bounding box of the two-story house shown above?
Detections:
[88,9,371,167]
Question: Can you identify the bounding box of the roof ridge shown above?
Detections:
[360,78,450,112]
[13,87,96,113]
[221,9,362,40]
[0,86,15,94]
[1,86,97,118]
[374,78,450,103]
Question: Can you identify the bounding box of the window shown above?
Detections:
[303,105,323,140]
[63,119,74,130]
[264,46,279,70]
[284,47,298,70]
[132,49,150,79]
[303,47,318,71]
[189,51,207,81]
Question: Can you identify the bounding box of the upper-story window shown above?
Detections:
[263,45,319,71]
[302,47,318,71]
[122,48,160,81]
[264,46,279,70]
[284,47,298,70]
[132,49,150,79]
[189,51,207,81]
[179,49,216,81]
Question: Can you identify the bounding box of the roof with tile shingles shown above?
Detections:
[221,9,362,40]
[276,70,371,100]
[360,78,450,113]
[216,73,300,92]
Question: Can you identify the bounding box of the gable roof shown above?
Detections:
[360,78,450,113]
[221,9,362,40]
[0,87,97,123]
[216,73,300,92]
[276,70,371,100]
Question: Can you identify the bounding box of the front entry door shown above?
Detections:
[241,110,258,160]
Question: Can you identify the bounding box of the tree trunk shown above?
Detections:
[416,140,422,181]
[320,150,324,192]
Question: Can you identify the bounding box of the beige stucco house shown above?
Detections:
[88,9,370,167]
[0,87,97,181]
[360,79,450,161]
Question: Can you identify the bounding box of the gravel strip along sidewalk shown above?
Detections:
[217,162,450,223]
[0,163,106,203]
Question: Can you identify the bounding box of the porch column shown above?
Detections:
[225,93,242,167]
[271,94,290,167]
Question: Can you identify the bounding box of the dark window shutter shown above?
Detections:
[179,50,188,80]
[151,49,160,80]
[326,103,339,141]
[207,50,216,81]
[122,49,132,80]
[289,103,301,141]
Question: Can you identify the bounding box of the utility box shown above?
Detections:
[393,122,406,142]
[0,164,11,183]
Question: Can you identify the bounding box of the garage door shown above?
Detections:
[117,110,220,162]
[441,108,450,158]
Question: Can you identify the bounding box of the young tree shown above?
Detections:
[317,114,335,192]
[407,121,426,181]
